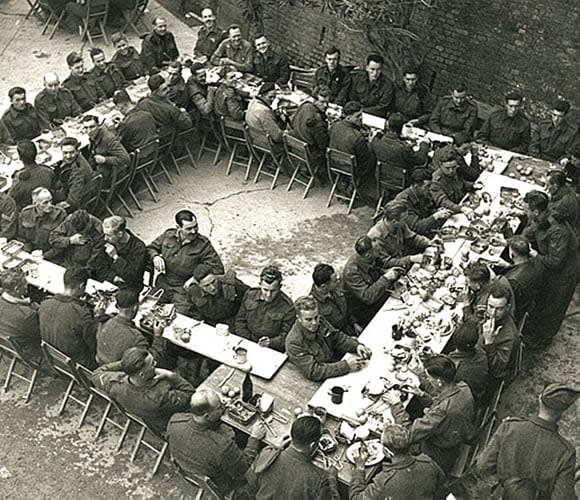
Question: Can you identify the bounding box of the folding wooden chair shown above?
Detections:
[197,117,224,166]
[171,457,232,500]
[29,0,66,38]
[124,413,168,477]
[246,128,285,189]
[289,65,316,92]
[219,117,252,180]
[128,138,160,206]
[375,160,407,216]
[102,156,135,218]
[40,341,93,427]
[82,173,104,216]
[171,127,199,171]
[121,0,149,35]
[79,0,110,44]
[326,147,359,214]
[152,132,176,185]
[283,132,317,199]
[0,335,41,403]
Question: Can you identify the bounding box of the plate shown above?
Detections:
[346,439,385,466]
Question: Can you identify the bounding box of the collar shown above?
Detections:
[287,446,314,463]
[1,292,31,305]
[8,104,31,117]
[294,320,326,342]
[33,205,62,221]
[310,284,330,302]
[388,454,415,468]
[529,415,558,432]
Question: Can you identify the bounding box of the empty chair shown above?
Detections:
[289,65,316,92]
[121,0,149,35]
[78,0,110,45]
[375,160,407,216]
[29,0,66,39]
[124,412,169,477]
[245,127,284,190]
[0,335,41,403]
[326,147,359,214]
[283,132,317,199]
[219,117,252,180]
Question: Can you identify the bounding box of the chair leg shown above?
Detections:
[58,379,76,416]
[48,11,65,39]
[77,393,94,429]
[374,192,384,219]
[303,176,315,199]
[197,133,207,161]
[253,154,266,184]
[327,175,339,208]
[131,425,147,463]
[347,188,358,215]
[24,368,39,404]
[212,142,222,166]
[41,12,54,35]
[127,186,144,210]
[151,442,168,477]
[271,167,280,190]
[2,357,17,393]
[158,160,174,184]
[115,193,135,218]
[116,419,132,452]
[94,402,112,441]
[225,144,236,176]
[287,166,299,192]
[184,142,197,168]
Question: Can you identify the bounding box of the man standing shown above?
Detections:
[342,236,399,327]
[477,91,531,154]
[476,383,578,500]
[148,210,224,302]
[348,54,394,117]
[210,25,254,73]
[168,390,265,497]
[391,67,433,126]
[34,72,81,127]
[62,52,105,112]
[314,47,352,106]
[252,35,290,86]
[87,47,126,99]
[141,17,180,73]
[193,8,227,63]
[429,83,477,144]
[1,87,44,140]
[250,416,340,500]
[112,90,159,155]
[8,140,54,209]
[530,99,579,162]
[286,296,370,382]
[235,265,295,351]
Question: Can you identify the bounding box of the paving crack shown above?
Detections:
[197,186,271,207]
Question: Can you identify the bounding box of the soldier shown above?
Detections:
[429,82,478,144]
[0,191,18,240]
[476,383,579,500]
[34,72,82,127]
[1,87,44,141]
[314,46,352,106]
[166,60,190,109]
[234,265,295,352]
[530,99,579,162]
[87,47,126,99]
[193,8,227,63]
[546,170,579,229]
[111,33,146,81]
[140,17,180,73]
[252,35,290,86]
[213,72,245,121]
[348,53,394,117]
[429,147,475,214]
[391,67,434,126]
[62,52,105,112]
[210,24,254,73]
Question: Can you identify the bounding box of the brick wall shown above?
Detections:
[167,0,579,117]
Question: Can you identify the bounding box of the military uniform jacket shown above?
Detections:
[34,87,81,125]
[1,104,43,141]
[88,63,126,98]
[290,101,329,166]
[449,347,490,406]
[428,96,477,145]
[549,184,579,228]
[0,295,41,359]
[234,288,295,351]
[0,192,18,239]
[9,164,55,208]
[194,26,227,59]
[314,65,352,105]
[89,126,130,185]
[393,185,440,235]
[476,416,576,500]
[17,204,67,257]
[140,31,180,72]
[371,130,429,171]
[477,109,531,154]
[246,97,284,148]
[328,119,375,182]
[481,314,520,380]
[210,39,254,73]
[136,95,192,138]
[62,73,105,112]
[350,453,447,500]
[529,118,579,161]
[167,76,190,109]
[53,154,95,211]
[117,108,158,153]
[286,319,359,381]
[0,119,14,145]
[213,84,244,121]
[504,259,543,322]
[392,82,433,125]
[111,46,145,81]
[430,167,471,212]
[348,71,394,117]
[309,284,352,334]
[253,48,290,86]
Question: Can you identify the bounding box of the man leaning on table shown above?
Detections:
[1,87,44,141]
[286,296,371,382]
[62,52,105,113]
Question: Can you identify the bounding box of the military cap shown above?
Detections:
[541,383,580,411]
[343,101,362,116]
[148,74,165,91]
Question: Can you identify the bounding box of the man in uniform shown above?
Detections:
[62,52,105,112]
[210,25,254,73]
[111,33,145,81]
[429,147,474,214]
[235,265,295,352]
[314,47,352,105]
[477,91,531,154]
[351,424,447,499]
[0,120,13,146]
[252,35,290,86]
[168,390,265,497]
[0,192,18,240]
[166,61,190,109]
[546,170,579,229]
[186,62,216,127]
[250,416,340,500]
[1,87,44,141]
[476,383,578,500]
[8,140,54,209]
[17,187,66,260]
[87,47,126,99]
[429,83,477,144]
[193,8,227,63]
[391,67,433,126]
[286,296,371,382]
[93,346,194,434]
[348,54,394,117]
[148,209,224,302]
[34,72,82,127]
[140,17,180,73]
[342,236,399,327]
[213,72,245,121]
[530,99,579,162]
[245,82,285,157]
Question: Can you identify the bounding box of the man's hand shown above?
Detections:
[433,207,453,220]
[356,344,373,360]
[409,254,424,264]
[250,421,267,440]
[153,255,166,274]
[183,276,196,289]
[384,268,399,281]
[353,443,369,469]
[93,299,107,317]
[481,317,496,345]
[258,337,272,348]
[94,154,107,165]
[154,368,175,381]
[529,248,538,258]
[461,206,474,219]
[69,233,88,245]
[346,357,366,372]
[153,319,165,337]
[104,242,118,260]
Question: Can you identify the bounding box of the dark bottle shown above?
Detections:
[241,370,253,403]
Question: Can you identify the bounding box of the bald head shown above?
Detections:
[190,390,222,418]
[44,72,60,93]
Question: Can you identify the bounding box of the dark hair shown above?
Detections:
[402,66,419,76]
[325,46,341,57]
[121,347,149,376]
[17,140,37,164]
[435,145,459,165]
[81,114,99,124]
[552,99,570,114]
[524,190,549,213]
[175,209,196,226]
[451,82,467,93]
[0,268,27,295]
[112,89,131,105]
[382,424,410,453]
[148,74,165,92]
[424,354,457,383]
[384,201,408,220]
[253,33,266,42]
[343,101,362,116]
[68,209,92,232]
[409,168,431,184]
[63,267,89,290]
[508,236,530,257]
[366,53,384,65]
[312,263,334,287]
[8,87,25,99]
[464,262,490,284]
[168,60,182,70]
[260,265,282,284]
[311,85,331,100]
[354,236,373,256]
[228,24,241,34]
[66,52,83,67]
[116,288,140,309]
[89,47,104,59]
[505,91,523,102]
[453,319,480,350]
[548,170,567,188]
[291,415,321,447]
[488,280,512,305]
[193,264,214,282]
[387,112,405,134]
[61,137,80,149]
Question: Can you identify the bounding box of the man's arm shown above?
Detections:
[157,375,196,414]
[103,135,130,169]
[111,239,147,286]
[209,41,226,66]
[513,120,531,154]
[476,115,492,144]
[402,142,429,167]
[529,123,542,156]
[276,52,290,86]
[147,231,165,259]
[408,406,447,444]
[189,85,215,116]
[429,181,462,212]
[335,72,352,106]
[48,218,73,249]
[483,327,516,379]
[258,109,283,143]
[269,305,295,351]
[428,99,443,133]
[343,266,391,305]
[551,450,576,500]
[65,169,87,211]
[234,294,252,339]
[219,437,255,483]
[200,240,225,275]
[226,93,244,122]
[286,336,350,381]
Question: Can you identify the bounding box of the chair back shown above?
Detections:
[326,148,356,178]
[219,116,245,149]
[158,131,175,157]
[41,340,78,380]
[243,124,263,160]
[376,160,407,195]
[289,65,316,92]
[283,133,314,176]
[85,0,108,20]
[82,173,104,215]
[171,457,226,500]
[76,362,127,411]
[135,138,160,174]
[0,335,40,369]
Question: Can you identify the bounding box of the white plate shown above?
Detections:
[346,439,385,467]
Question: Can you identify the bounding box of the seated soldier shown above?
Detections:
[342,236,399,327]
[252,35,290,86]
[0,192,17,240]
[367,202,432,269]
[350,424,447,500]
[110,33,146,81]
[477,91,531,154]
[213,72,245,122]
[62,52,105,112]
[286,296,371,381]
[140,17,180,73]
[17,187,67,260]
[391,67,434,126]
[148,210,224,302]
[166,60,190,110]
[210,24,253,73]
[186,62,216,129]
[530,99,579,162]
[87,47,126,99]
[463,262,514,321]
[92,346,194,435]
[235,265,295,352]
[1,87,44,141]
[547,170,579,229]
[168,390,265,497]
[193,8,227,63]
[174,264,249,329]
[428,82,477,144]
[314,46,352,106]
[0,268,42,361]
[431,142,482,183]
[34,72,81,127]
[348,54,394,117]
[48,208,103,269]
[245,82,285,158]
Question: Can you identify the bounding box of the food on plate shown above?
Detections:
[346,439,386,466]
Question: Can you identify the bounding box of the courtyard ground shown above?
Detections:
[0,1,578,498]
